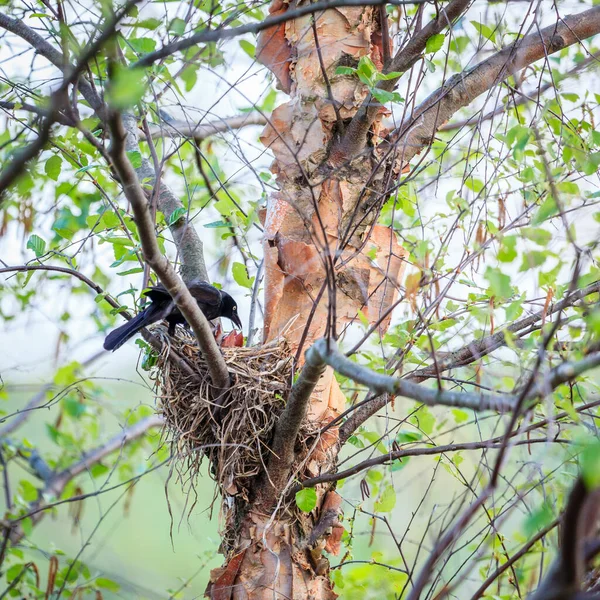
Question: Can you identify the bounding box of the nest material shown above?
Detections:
[152,327,295,501]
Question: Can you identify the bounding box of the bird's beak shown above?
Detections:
[231,313,243,330]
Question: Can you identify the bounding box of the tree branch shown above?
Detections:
[259,343,326,508]
[0,1,138,200]
[297,436,568,491]
[313,338,516,413]
[131,0,435,69]
[6,415,162,544]
[107,110,230,390]
[143,112,267,141]
[386,6,600,168]
[340,280,600,440]
[121,114,208,282]
[335,0,471,162]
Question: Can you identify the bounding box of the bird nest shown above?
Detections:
[150,327,295,502]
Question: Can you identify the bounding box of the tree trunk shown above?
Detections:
[207,2,405,598]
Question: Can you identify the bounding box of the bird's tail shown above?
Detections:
[103,305,161,351]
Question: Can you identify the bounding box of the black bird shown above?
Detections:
[103,281,242,351]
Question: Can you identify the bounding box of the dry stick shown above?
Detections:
[107,111,229,391]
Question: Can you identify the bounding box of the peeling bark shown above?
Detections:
[209,3,405,598]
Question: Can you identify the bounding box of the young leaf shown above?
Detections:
[27,234,46,257]
[232,262,253,289]
[239,39,255,58]
[374,484,396,512]
[296,488,317,512]
[45,155,62,181]
[106,66,146,109]
[95,577,121,592]
[168,206,187,225]
[426,33,445,53]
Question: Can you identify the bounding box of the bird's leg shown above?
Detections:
[167,321,177,337]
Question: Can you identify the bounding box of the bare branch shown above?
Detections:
[259,344,326,508]
[143,113,267,141]
[297,436,568,490]
[335,0,471,162]
[387,6,600,168]
[132,0,435,69]
[0,1,139,199]
[340,280,600,440]
[121,114,208,282]
[312,338,516,413]
[107,111,230,390]
[0,351,104,437]
[6,415,162,544]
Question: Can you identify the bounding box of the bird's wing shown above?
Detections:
[188,280,222,307]
[144,281,221,306]
[144,284,170,303]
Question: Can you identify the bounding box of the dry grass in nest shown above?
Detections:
[151,327,294,502]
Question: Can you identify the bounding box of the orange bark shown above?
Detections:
[209,4,405,598]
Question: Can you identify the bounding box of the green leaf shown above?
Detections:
[180,65,198,92]
[19,480,38,503]
[505,298,524,321]
[452,409,469,423]
[26,234,46,257]
[239,39,255,58]
[519,251,547,272]
[396,430,422,443]
[64,397,86,418]
[361,431,388,454]
[45,155,62,181]
[374,484,396,512]
[232,262,253,289]
[126,150,142,168]
[357,56,376,82]
[168,17,186,36]
[295,488,317,512]
[497,236,517,263]
[128,37,156,54]
[521,227,552,246]
[168,206,187,225]
[335,66,356,76]
[425,33,445,53]
[470,20,496,44]
[204,220,230,228]
[371,88,403,104]
[485,267,512,300]
[95,577,121,592]
[582,440,600,489]
[531,197,558,225]
[412,405,435,435]
[106,66,146,109]
[524,501,554,538]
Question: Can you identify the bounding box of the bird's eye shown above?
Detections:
[233,306,237,311]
